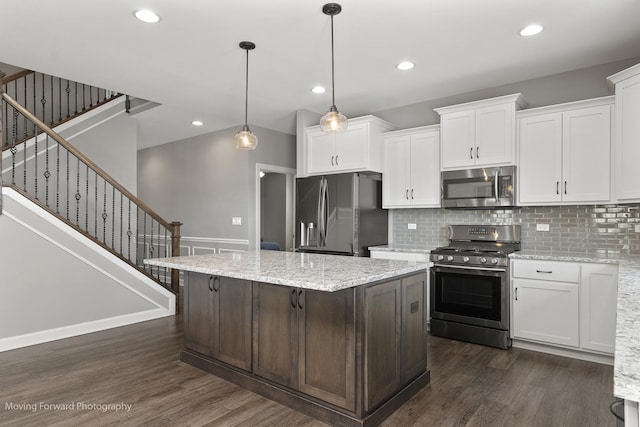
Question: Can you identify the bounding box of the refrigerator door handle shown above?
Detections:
[316,178,324,246]
[322,178,329,246]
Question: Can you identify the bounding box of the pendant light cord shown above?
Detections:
[330,14,336,108]
[244,48,249,127]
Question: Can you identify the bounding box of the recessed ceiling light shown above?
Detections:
[134,9,160,23]
[520,24,543,36]
[311,86,326,94]
[397,61,415,71]
[191,120,203,126]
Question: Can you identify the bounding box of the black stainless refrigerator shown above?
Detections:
[295,173,388,256]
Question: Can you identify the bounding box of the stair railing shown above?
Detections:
[1,69,119,151]
[1,89,181,293]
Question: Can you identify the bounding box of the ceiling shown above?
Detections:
[2,0,640,149]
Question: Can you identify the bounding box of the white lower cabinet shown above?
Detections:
[511,259,617,356]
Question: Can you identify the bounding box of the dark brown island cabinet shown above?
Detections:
[182,270,430,427]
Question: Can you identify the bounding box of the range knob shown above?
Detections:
[491,258,499,265]
[447,255,454,262]
[463,256,470,263]
[436,255,444,261]
[480,257,487,264]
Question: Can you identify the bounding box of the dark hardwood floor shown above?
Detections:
[0,312,616,426]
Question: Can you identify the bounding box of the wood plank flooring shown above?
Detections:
[0,313,616,426]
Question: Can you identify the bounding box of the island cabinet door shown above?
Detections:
[297,288,356,412]
[364,279,402,412]
[215,277,252,371]
[401,274,427,384]
[252,282,299,389]
[184,272,215,357]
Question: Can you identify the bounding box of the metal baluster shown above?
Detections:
[157,221,161,281]
[95,172,98,237]
[143,211,147,269]
[127,200,132,261]
[66,80,71,118]
[44,134,50,207]
[164,227,169,288]
[111,186,115,248]
[41,73,46,125]
[76,157,81,225]
[102,180,107,243]
[10,106,17,184]
[86,163,89,231]
[23,74,28,138]
[32,74,36,134]
[66,150,70,219]
[120,192,123,256]
[82,84,86,112]
[58,77,62,122]
[23,121,27,191]
[56,138,60,213]
[50,75,54,125]
[89,85,93,107]
[34,131,38,199]
[74,82,78,115]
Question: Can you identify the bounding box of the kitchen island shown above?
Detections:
[145,251,430,427]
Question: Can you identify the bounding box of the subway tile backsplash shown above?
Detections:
[391,204,640,255]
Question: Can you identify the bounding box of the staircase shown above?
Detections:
[0,69,181,351]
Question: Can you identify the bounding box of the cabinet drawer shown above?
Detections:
[512,260,580,283]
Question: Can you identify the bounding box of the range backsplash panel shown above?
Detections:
[392,204,640,255]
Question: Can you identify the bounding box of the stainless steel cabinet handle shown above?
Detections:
[536,270,553,274]
[298,290,303,309]
[556,181,559,195]
[564,181,567,195]
[470,147,473,159]
[494,171,499,202]
[335,155,338,165]
[212,276,219,292]
[331,155,334,166]
[208,276,214,292]
[406,189,409,200]
[476,146,479,158]
[411,189,414,199]
[515,288,518,301]
[290,289,297,308]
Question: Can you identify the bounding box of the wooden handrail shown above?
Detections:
[1,91,174,231]
[0,69,33,86]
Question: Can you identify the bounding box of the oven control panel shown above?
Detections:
[431,253,508,267]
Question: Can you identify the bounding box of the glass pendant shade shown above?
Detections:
[234,126,258,150]
[320,106,348,133]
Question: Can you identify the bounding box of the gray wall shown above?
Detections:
[137,125,296,248]
[260,173,286,249]
[372,57,640,130]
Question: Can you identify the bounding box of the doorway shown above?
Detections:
[254,163,296,251]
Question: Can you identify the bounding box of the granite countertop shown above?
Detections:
[369,245,433,254]
[144,250,428,292]
[510,249,640,402]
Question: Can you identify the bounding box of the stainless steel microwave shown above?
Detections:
[441,166,516,209]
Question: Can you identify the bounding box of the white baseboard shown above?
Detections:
[512,339,614,365]
[0,308,172,353]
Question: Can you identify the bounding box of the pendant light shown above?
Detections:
[234,41,258,150]
[320,3,348,133]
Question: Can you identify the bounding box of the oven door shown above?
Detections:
[430,264,509,331]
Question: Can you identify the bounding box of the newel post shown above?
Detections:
[170,221,183,294]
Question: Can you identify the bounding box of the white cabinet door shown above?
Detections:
[475,103,514,166]
[580,264,618,354]
[440,110,475,169]
[512,278,579,347]
[383,136,411,208]
[307,130,334,175]
[410,132,440,207]
[518,113,563,204]
[335,123,367,172]
[613,73,640,201]
[562,105,611,203]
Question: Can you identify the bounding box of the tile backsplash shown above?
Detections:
[391,204,640,255]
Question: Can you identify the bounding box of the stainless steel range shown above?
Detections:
[430,224,521,349]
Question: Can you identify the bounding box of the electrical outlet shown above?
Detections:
[408,223,417,230]
[232,217,242,225]
[536,223,550,232]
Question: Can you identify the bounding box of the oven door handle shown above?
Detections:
[433,264,506,273]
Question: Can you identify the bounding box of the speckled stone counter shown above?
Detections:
[511,250,640,402]
[145,250,428,292]
[368,244,433,254]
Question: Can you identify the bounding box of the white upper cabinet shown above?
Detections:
[383,126,440,208]
[608,62,640,202]
[304,116,396,176]
[435,93,525,170]
[517,98,613,205]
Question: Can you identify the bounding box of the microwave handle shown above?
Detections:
[494,170,499,202]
